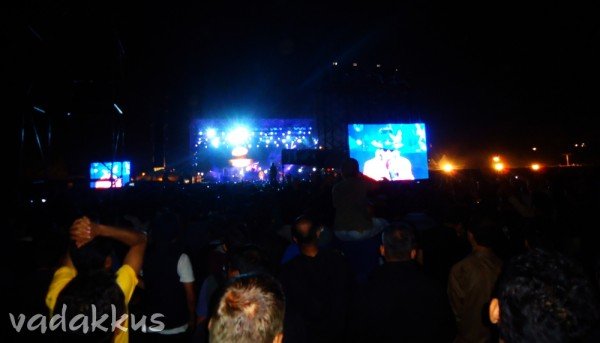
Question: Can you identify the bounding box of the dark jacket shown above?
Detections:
[351,260,455,342]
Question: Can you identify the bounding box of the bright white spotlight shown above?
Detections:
[206,128,217,138]
[531,163,541,171]
[492,156,501,163]
[211,137,220,148]
[494,162,505,172]
[227,127,250,145]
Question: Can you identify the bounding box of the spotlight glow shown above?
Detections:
[494,162,505,172]
[227,127,250,145]
[206,128,217,138]
[211,138,220,148]
[531,163,541,171]
[232,146,249,157]
[492,156,501,163]
[230,158,252,168]
[442,163,454,173]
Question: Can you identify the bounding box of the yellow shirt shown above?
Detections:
[46,264,138,343]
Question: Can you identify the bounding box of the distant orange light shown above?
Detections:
[531,163,541,171]
[442,163,454,173]
[492,156,501,163]
[494,162,505,172]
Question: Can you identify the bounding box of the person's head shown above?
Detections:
[443,204,470,234]
[69,237,114,273]
[466,216,498,249]
[227,245,269,278]
[290,215,321,247]
[55,271,125,342]
[341,158,359,178]
[490,249,599,343]
[209,274,285,343]
[57,239,123,342]
[149,210,180,243]
[380,222,417,262]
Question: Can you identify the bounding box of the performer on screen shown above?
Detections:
[363,126,414,181]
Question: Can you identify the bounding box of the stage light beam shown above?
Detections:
[442,163,454,173]
[206,128,217,138]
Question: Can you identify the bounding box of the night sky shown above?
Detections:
[8,1,599,177]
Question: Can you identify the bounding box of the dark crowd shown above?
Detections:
[6,160,600,343]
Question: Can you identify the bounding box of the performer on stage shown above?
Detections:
[363,126,414,181]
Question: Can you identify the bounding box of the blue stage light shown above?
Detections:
[206,128,217,139]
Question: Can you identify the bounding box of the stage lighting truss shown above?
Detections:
[195,126,318,150]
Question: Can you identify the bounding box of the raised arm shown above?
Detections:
[70,216,147,273]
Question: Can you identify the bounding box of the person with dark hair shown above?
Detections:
[279,216,355,343]
[227,244,269,277]
[489,249,599,343]
[351,223,454,342]
[332,158,376,237]
[142,210,196,341]
[269,163,278,186]
[208,274,285,343]
[46,216,147,342]
[448,218,503,343]
[332,158,384,282]
[420,205,471,287]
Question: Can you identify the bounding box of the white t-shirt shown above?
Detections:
[177,253,195,283]
[154,253,195,335]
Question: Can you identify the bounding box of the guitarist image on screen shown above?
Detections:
[363,126,414,181]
